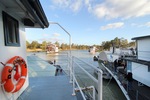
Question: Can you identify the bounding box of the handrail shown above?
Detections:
[73,61,98,83]
[73,56,103,73]
[71,56,103,100]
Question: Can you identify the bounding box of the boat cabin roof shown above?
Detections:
[132,35,150,40]
[0,0,49,28]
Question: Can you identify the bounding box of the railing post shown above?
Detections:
[72,76,76,96]
[72,57,76,95]
[67,52,70,75]
[98,71,103,100]
[69,54,73,83]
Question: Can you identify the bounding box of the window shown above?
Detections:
[2,11,20,46]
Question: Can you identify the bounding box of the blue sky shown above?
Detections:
[26,0,150,45]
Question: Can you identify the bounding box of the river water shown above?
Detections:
[27,50,126,100]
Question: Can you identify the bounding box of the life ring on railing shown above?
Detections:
[1,56,27,93]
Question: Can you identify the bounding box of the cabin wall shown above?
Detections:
[137,38,150,61]
[132,62,150,87]
[0,7,29,100]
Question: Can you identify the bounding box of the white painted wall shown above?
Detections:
[0,6,29,100]
[132,62,150,87]
[137,38,150,61]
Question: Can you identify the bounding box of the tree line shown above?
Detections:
[26,41,90,51]
[26,37,135,51]
[101,37,135,50]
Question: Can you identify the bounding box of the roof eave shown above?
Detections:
[31,0,49,27]
[132,35,150,40]
[20,0,49,28]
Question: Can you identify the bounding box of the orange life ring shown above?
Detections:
[1,56,27,93]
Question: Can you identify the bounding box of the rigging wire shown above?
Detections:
[105,76,113,87]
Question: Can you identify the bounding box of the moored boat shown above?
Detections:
[46,44,59,54]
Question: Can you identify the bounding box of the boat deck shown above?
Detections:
[103,62,150,100]
[18,76,77,100]
[18,55,77,100]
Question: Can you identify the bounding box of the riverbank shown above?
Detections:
[26,49,90,52]
[26,49,43,52]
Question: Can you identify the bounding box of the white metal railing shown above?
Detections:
[101,63,130,100]
[71,56,103,100]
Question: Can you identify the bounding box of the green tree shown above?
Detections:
[30,41,39,50]
[26,41,30,49]
[55,41,60,47]
[61,43,66,50]
[41,41,47,50]
[128,41,135,47]
[101,41,111,50]
[71,43,75,49]
[120,39,128,48]
[113,37,120,47]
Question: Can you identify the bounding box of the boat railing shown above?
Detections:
[101,61,150,100]
[71,56,103,100]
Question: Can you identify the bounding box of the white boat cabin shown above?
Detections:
[89,46,96,54]
[46,44,59,53]
[125,35,150,87]
[0,0,49,100]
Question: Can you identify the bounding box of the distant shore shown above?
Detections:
[26,49,43,52]
[26,49,89,52]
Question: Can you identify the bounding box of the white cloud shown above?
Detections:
[42,33,50,37]
[49,33,62,43]
[39,38,63,43]
[100,22,124,30]
[84,0,92,12]
[51,0,83,12]
[51,0,150,19]
[131,22,150,27]
[38,33,61,43]
[52,33,60,37]
[52,0,70,8]
[49,37,63,42]
[92,0,150,19]
[70,0,82,12]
